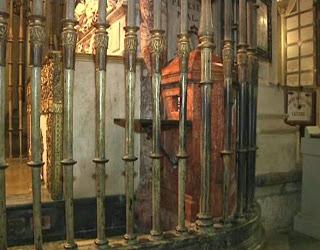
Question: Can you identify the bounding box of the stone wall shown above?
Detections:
[255,1,301,232]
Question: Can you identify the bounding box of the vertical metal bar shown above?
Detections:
[221,0,234,224]
[18,0,25,158]
[61,6,77,248]
[246,0,253,214]
[246,1,259,213]
[149,3,165,237]
[0,4,8,249]
[176,0,190,235]
[196,0,215,232]
[123,11,138,244]
[7,0,13,158]
[93,0,109,246]
[235,0,248,221]
[28,10,46,249]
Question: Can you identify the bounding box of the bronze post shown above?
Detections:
[221,0,234,224]
[123,12,139,244]
[246,0,258,213]
[18,0,25,157]
[0,4,8,249]
[196,0,215,232]
[149,2,165,238]
[93,0,109,246]
[7,0,13,157]
[28,10,46,250]
[176,0,190,235]
[61,4,77,248]
[235,0,248,221]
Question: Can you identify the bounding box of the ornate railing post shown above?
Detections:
[246,0,259,214]
[196,0,215,232]
[123,0,138,243]
[18,0,25,157]
[7,0,13,157]
[221,0,234,224]
[93,0,109,246]
[28,1,46,248]
[0,2,8,248]
[61,1,77,248]
[235,0,248,221]
[150,0,165,240]
[176,0,190,235]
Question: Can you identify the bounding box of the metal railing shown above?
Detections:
[0,0,260,249]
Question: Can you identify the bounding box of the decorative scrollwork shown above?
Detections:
[223,42,233,78]
[177,34,191,58]
[30,25,45,45]
[151,31,165,55]
[237,47,248,82]
[62,30,77,47]
[125,35,138,53]
[0,22,8,43]
[94,32,109,49]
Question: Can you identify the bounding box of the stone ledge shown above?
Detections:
[9,206,264,250]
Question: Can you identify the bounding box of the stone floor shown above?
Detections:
[263,231,320,250]
[6,158,52,206]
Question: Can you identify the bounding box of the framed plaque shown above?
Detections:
[284,89,316,126]
[256,0,272,61]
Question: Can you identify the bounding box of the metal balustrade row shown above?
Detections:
[0,0,260,249]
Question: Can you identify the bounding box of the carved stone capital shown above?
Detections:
[177,34,191,58]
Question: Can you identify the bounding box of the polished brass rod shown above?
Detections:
[176,0,190,233]
[28,12,46,249]
[61,15,77,249]
[123,24,138,243]
[0,6,8,249]
[196,0,215,232]
[235,0,248,221]
[7,0,13,157]
[150,28,165,240]
[246,0,258,213]
[93,1,109,245]
[18,0,25,158]
[221,0,234,224]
